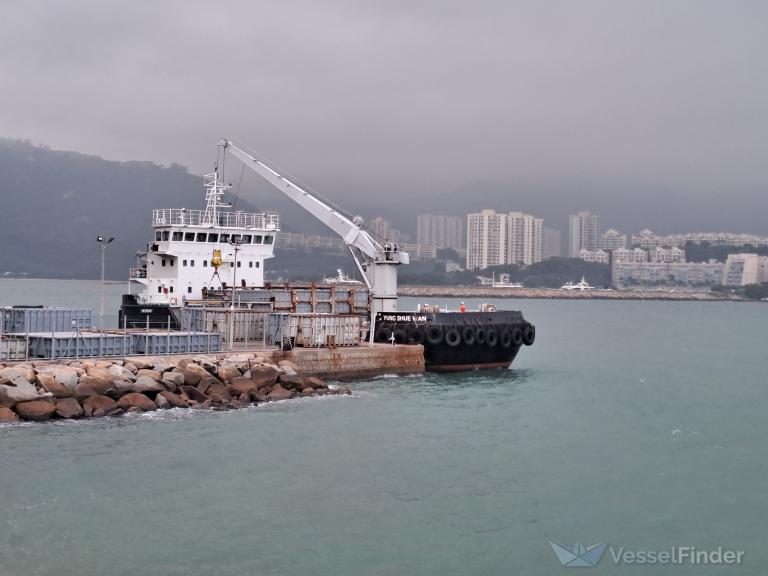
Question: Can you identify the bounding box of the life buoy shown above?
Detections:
[522,325,535,346]
[445,328,461,347]
[461,326,476,346]
[500,330,513,348]
[511,327,524,346]
[475,328,487,345]
[393,328,407,344]
[426,325,444,345]
[170,297,178,306]
[376,326,392,342]
[408,326,426,345]
[486,329,499,347]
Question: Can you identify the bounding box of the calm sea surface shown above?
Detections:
[1,278,767,575]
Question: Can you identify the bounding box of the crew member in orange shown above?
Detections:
[459,302,466,313]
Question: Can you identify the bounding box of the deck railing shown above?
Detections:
[153,209,280,230]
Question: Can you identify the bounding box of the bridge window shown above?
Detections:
[242,235,252,243]
[253,235,263,244]
[162,231,170,241]
[231,234,242,244]
[185,232,195,241]
[172,231,183,241]
[196,233,207,242]
[155,231,162,241]
[264,235,273,245]
[220,233,230,243]
[207,233,219,242]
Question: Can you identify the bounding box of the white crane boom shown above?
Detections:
[219,139,408,314]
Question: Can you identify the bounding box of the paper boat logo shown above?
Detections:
[549,541,608,567]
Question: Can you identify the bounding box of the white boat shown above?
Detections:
[491,272,524,289]
[323,269,363,285]
[560,276,594,290]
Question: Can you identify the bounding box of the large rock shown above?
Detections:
[118,393,157,412]
[216,364,242,383]
[277,360,301,373]
[155,394,170,409]
[161,371,185,389]
[180,385,209,403]
[85,366,113,383]
[0,406,19,423]
[108,364,137,381]
[83,395,119,417]
[75,375,113,398]
[304,376,328,390]
[44,366,80,389]
[15,400,56,422]
[136,369,162,381]
[228,377,257,397]
[2,365,35,383]
[114,376,166,394]
[250,365,280,387]
[127,358,159,370]
[36,373,74,398]
[182,363,210,386]
[0,379,44,407]
[158,390,189,408]
[205,382,231,403]
[266,384,294,401]
[55,398,83,419]
[278,373,306,391]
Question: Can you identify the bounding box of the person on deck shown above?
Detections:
[459,302,466,313]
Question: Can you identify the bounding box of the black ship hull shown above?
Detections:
[374,311,535,372]
[119,295,181,330]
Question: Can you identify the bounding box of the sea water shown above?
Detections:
[1,278,767,575]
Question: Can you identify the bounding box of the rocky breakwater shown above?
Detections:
[0,354,350,424]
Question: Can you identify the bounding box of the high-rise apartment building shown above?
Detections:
[568,212,600,257]
[466,210,544,270]
[506,212,544,265]
[466,210,507,270]
[599,228,627,251]
[416,214,464,251]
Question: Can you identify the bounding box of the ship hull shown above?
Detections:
[373,311,534,372]
[119,295,181,330]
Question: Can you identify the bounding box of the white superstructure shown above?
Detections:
[129,171,279,305]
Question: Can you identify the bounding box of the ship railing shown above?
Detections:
[153,209,280,230]
[129,267,147,279]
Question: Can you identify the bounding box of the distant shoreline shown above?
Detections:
[398,285,750,302]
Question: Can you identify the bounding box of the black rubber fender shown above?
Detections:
[500,329,513,348]
[522,324,535,346]
[475,328,486,345]
[511,327,524,346]
[408,326,426,345]
[461,326,476,346]
[425,325,444,345]
[393,328,408,344]
[445,328,461,347]
[376,326,392,343]
[486,328,499,347]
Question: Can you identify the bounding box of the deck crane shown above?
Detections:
[219,139,409,316]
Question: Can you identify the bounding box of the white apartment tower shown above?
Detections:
[506,212,544,265]
[467,210,507,270]
[416,214,464,251]
[569,212,601,257]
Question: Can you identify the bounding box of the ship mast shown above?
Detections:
[202,170,231,227]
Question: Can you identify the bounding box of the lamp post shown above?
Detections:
[229,238,241,350]
[96,236,114,329]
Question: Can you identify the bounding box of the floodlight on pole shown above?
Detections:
[97,236,115,329]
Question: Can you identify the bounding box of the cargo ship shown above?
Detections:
[120,139,535,371]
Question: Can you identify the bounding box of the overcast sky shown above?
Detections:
[2,0,767,232]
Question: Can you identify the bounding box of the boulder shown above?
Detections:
[47,366,81,389]
[0,379,44,407]
[250,365,280,387]
[180,385,209,403]
[108,364,137,381]
[216,364,242,383]
[2,365,35,383]
[155,394,170,409]
[83,395,119,417]
[36,373,74,398]
[182,363,210,386]
[55,398,83,419]
[74,375,113,398]
[266,384,294,401]
[114,376,166,394]
[158,390,189,408]
[15,400,56,422]
[228,377,257,397]
[161,371,185,389]
[152,361,175,373]
[127,358,158,370]
[300,387,315,395]
[136,369,162,381]
[176,357,196,370]
[305,376,328,390]
[205,382,231,403]
[85,366,113,383]
[117,393,157,412]
[0,406,19,423]
[123,362,138,374]
[336,385,352,395]
[278,373,306,391]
